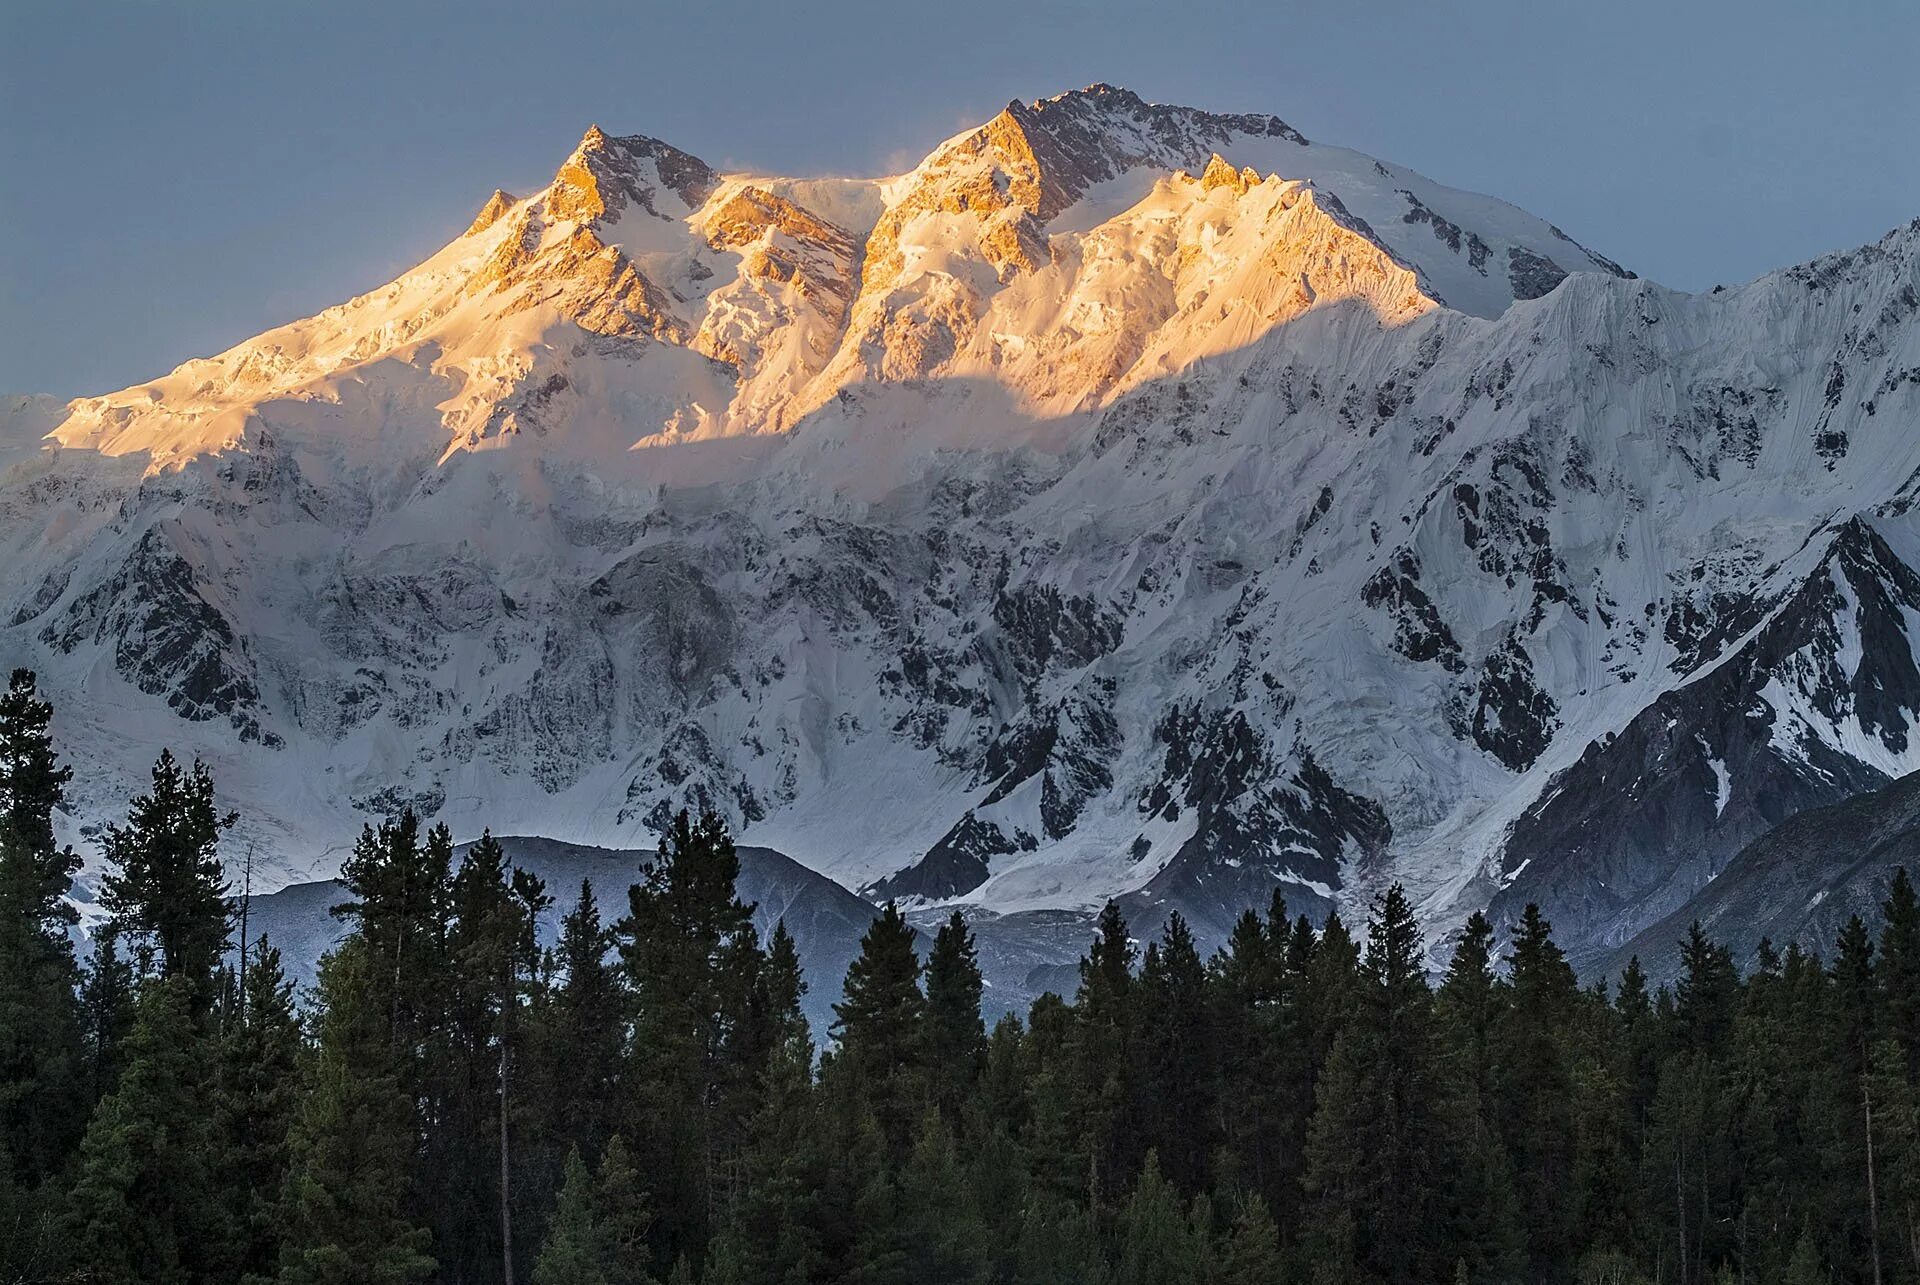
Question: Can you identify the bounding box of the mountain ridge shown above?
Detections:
[6,86,1919,969]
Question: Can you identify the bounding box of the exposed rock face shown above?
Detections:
[8,87,1920,972]
[1595,768,1920,986]
[466,189,517,236]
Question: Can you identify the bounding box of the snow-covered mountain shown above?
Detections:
[7,83,1920,969]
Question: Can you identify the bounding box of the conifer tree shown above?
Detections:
[99,749,233,1008]
[1211,898,1295,1210]
[220,938,302,1282]
[62,975,237,1284]
[1676,920,1740,1056]
[1072,899,1139,1204]
[617,809,766,1265]
[923,909,987,1126]
[1437,910,1500,1112]
[0,668,88,1183]
[527,878,627,1207]
[1135,912,1213,1195]
[832,900,925,1162]
[79,922,137,1101]
[276,937,434,1285]
[1303,884,1459,1285]
[1880,869,1920,1071]
[532,1137,654,1285]
[1111,1151,1197,1285]
[1496,902,1580,1277]
[893,1109,992,1283]
[1216,1194,1286,1285]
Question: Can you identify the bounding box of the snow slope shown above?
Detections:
[5,85,1920,967]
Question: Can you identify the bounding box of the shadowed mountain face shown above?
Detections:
[1597,770,1920,986]
[237,836,1111,1031]
[240,838,882,1035]
[8,84,1920,967]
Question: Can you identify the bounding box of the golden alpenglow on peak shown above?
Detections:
[466,189,517,236]
[1198,153,1259,195]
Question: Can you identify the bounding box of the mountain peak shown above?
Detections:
[548,126,718,224]
[466,188,517,236]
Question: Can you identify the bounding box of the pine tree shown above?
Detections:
[1111,1151,1197,1285]
[99,749,234,1007]
[1009,1197,1103,1285]
[893,1110,992,1283]
[1496,902,1580,1277]
[1303,884,1460,1285]
[1216,1194,1285,1285]
[1135,912,1213,1195]
[439,831,549,1285]
[923,909,987,1126]
[725,975,825,1285]
[1880,869,1920,1072]
[831,900,925,1162]
[1437,910,1500,1110]
[532,1138,654,1285]
[61,974,238,1284]
[1210,896,1295,1212]
[1676,920,1739,1056]
[533,1150,608,1285]
[0,667,88,1183]
[616,809,766,1265]
[219,937,303,1282]
[1072,899,1139,1204]
[79,922,137,1102]
[525,877,628,1227]
[276,937,435,1285]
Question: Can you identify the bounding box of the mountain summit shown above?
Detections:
[4,87,1918,969]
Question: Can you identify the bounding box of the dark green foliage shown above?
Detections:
[616,809,770,1267]
[61,975,236,1284]
[532,1138,653,1285]
[0,669,88,1186]
[923,910,986,1125]
[276,936,435,1285]
[830,900,925,1162]
[219,938,302,1281]
[99,749,233,1007]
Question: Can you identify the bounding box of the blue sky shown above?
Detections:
[4,0,1917,397]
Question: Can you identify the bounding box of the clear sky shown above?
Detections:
[4,0,1917,398]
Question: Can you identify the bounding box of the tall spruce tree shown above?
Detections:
[923,910,987,1127]
[527,879,627,1200]
[1135,912,1213,1196]
[831,900,926,1162]
[219,938,302,1282]
[276,936,435,1285]
[616,809,766,1266]
[1072,900,1139,1205]
[0,668,88,1184]
[1880,869,1920,1072]
[1496,902,1580,1277]
[99,749,233,1008]
[61,974,237,1284]
[1303,884,1461,1285]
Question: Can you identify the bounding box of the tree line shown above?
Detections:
[5,665,1920,1284]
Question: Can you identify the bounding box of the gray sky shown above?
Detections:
[5,0,1917,398]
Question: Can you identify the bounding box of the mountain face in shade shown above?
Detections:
[6,84,1920,971]
[236,838,884,1035]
